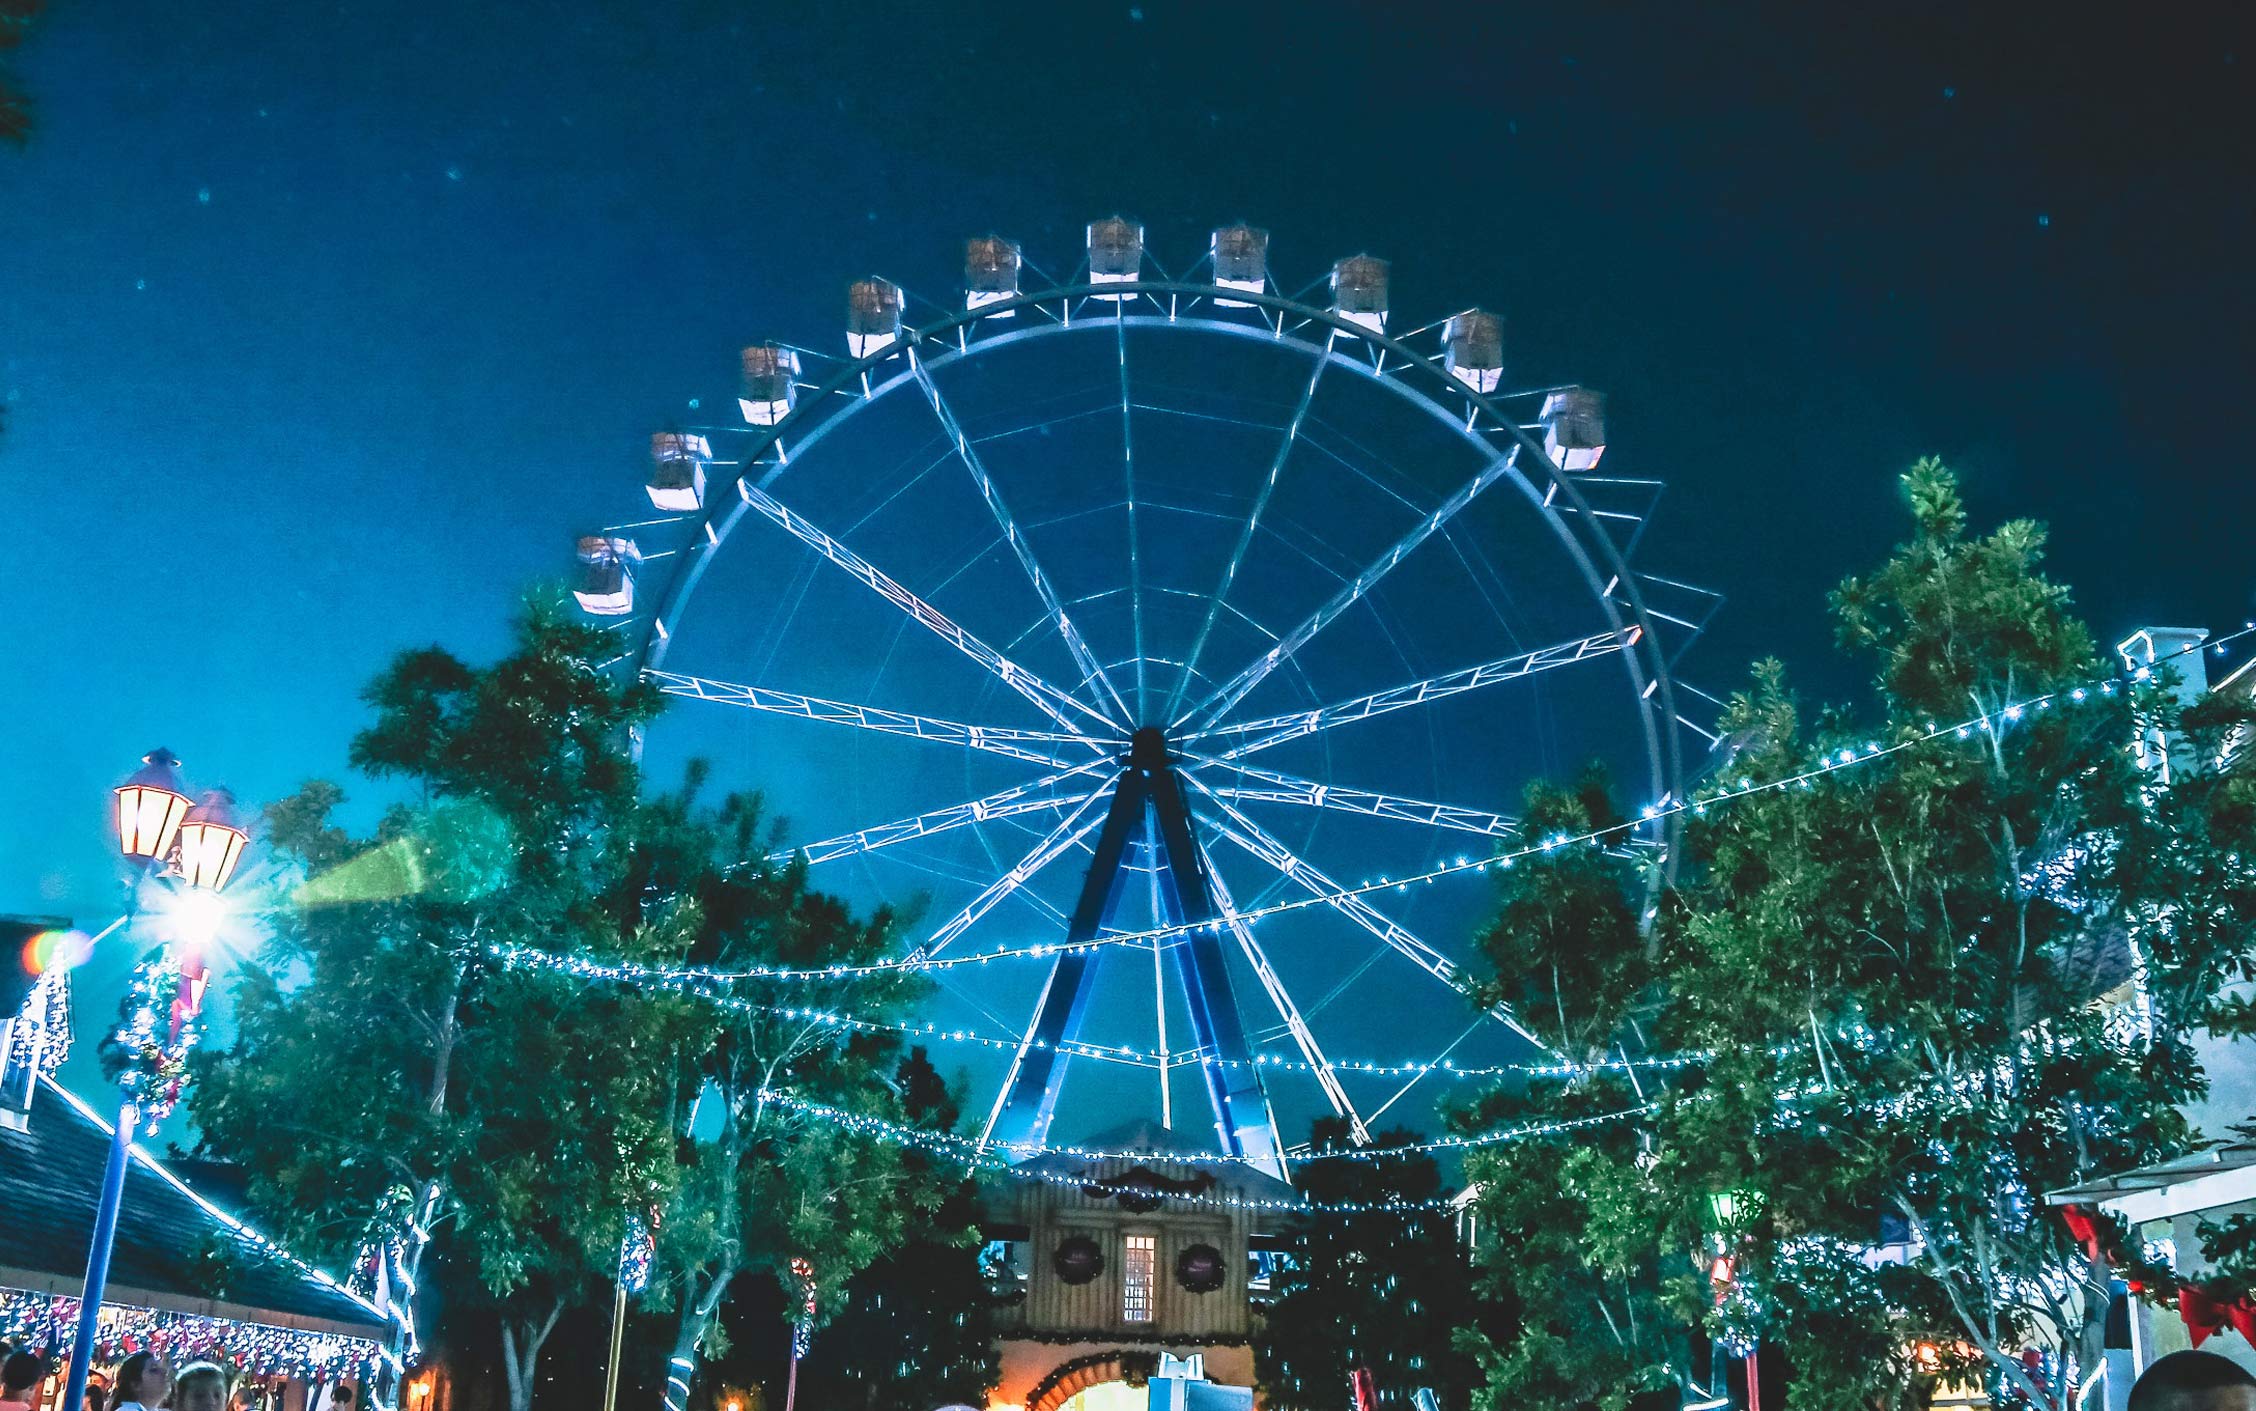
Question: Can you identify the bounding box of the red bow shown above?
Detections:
[2229,1297,2256,1348]
[2060,1205,2106,1264]
[2180,1286,2231,1348]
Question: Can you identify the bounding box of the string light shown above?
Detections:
[755,1093,1467,1213]
[109,951,199,1124]
[497,624,2249,990]
[0,1288,381,1381]
[759,1087,1653,1167]
[619,1213,656,1296]
[491,942,1725,1081]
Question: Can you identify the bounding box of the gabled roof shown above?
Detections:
[0,1078,384,1337]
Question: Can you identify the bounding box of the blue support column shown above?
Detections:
[1146,761,1282,1176]
[984,728,1282,1175]
[61,1096,139,1411]
[985,763,1149,1151]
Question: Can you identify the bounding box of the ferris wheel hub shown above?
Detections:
[1126,725,1171,773]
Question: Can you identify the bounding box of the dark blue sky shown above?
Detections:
[5,2,2252,1109]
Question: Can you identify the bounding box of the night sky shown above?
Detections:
[5,2,2253,1117]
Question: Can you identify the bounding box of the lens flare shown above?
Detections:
[23,928,93,975]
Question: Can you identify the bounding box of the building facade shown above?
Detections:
[981,1121,1286,1411]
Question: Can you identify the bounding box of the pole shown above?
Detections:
[61,1096,140,1411]
[602,1284,628,1411]
[783,1348,800,1411]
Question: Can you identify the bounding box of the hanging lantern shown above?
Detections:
[175,788,249,892]
[115,749,192,863]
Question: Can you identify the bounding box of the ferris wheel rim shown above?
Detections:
[630,278,1687,832]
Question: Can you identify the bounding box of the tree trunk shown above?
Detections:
[660,1266,737,1411]
[499,1297,564,1411]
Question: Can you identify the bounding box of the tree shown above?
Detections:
[795,1049,1001,1411]
[1460,461,2256,1411]
[636,791,952,1409]
[1256,1119,1485,1411]
[195,600,691,1411]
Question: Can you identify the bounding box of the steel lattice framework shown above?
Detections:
[587,243,1720,1177]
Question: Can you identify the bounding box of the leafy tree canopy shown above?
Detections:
[1459,460,2256,1411]
[1257,1119,1487,1411]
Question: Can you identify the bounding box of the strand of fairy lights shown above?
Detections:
[759,1087,1654,1183]
[502,625,2250,988]
[489,942,1164,1067]
[490,940,1722,1080]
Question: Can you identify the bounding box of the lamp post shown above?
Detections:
[1702,1188,1762,1411]
[59,751,249,1411]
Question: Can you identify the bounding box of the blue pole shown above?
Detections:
[60,1095,139,1411]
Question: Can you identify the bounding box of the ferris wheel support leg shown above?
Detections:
[983,733,1282,1177]
[983,767,1148,1152]
[1145,763,1286,1179]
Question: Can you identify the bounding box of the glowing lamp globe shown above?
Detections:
[175,789,249,893]
[114,749,192,863]
[1706,1188,1758,1235]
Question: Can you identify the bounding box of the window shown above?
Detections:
[1123,1234,1156,1322]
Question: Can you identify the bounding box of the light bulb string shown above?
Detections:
[490,940,1732,1080]
[498,623,2246,986]
[759,1086,1653,1166]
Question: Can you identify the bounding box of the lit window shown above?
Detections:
[1123,1234,1156,1322]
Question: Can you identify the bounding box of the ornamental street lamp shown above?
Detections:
[175,790,249,894]
[113,749,192,863]
[1700,1188,1764,1411]
[61,751,251,1411]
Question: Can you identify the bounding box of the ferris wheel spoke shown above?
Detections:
[785,760,1115,866]
[1197,840,1370,1144]
[1117,308,1150,719]
[645,670,1105,770]
[909,792,1114,962]
[736,480,1119,739]
[1166,348,1328,721]
[1187,625,1637,759]
[1183,777,1545,1050]
[1186,756,1520,839]
[909,348,1133,724]
[1173,444,1527,732]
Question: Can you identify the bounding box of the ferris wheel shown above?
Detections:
[572,218,1718,1176]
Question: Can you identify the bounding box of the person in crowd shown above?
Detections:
[2129,1351,2256,1411]
[166,1363,229,1411]
[106,1352,171,1411]
[0,1349,48,1411]
[330,1387,354,1411]
[83,1370,110,1411]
